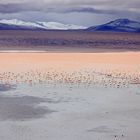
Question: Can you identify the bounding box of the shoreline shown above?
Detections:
[0,49,140,53]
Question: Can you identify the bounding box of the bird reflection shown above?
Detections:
[0,68,139,88]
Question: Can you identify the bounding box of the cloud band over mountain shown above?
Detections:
[0,0,139,26]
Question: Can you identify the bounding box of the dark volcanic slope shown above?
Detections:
[0,30,140,52]
[87,19,140,33]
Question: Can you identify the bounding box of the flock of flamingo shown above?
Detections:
[0,68,140,88]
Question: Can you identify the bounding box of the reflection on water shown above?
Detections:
[0,52,140,72]
[0,95,55,121]
[0,84,16,91]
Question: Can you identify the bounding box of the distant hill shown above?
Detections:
[0,19,86,30]
[86,19,140,33]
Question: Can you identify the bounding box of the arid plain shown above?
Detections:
[0,30,140,52]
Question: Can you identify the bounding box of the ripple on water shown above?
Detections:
[0,95,55,121]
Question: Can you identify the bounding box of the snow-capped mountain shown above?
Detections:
[1,19,139,32]
[87,19,140,33]
[38,22,86,30]
[0,19,86,30]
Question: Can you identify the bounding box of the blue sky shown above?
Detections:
[0,0,140,26]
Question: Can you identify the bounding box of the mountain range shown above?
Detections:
[0,19,140,33]
[0,19,86,30]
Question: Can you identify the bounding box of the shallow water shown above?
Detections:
[0,52,140,71]
[0,52,140,140]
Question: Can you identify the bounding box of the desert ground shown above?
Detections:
[0,53,140,140]
[0,30,140,52]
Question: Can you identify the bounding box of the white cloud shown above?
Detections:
[0,0,140,12]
